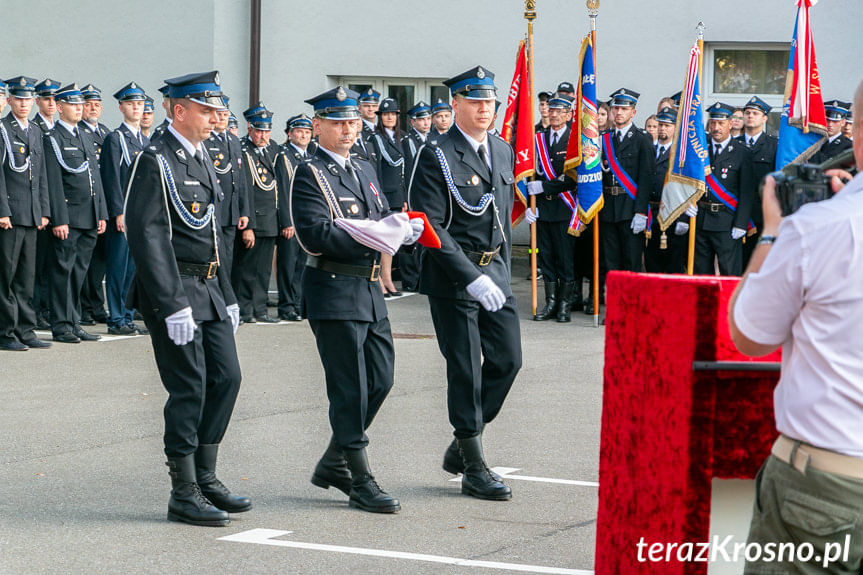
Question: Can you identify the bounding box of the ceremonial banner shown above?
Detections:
[658,40,710,229]
[564,36,603,234]
[775,0,827,169]
[501,40,535,225]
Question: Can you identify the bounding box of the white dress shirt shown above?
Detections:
[167,124,203,158]
[318,145,349,169]
[734,171,863,457]
[57,119,78,136]
[614,122,633,141]
[550,126,566,147]
[38,113,54,129]
[711,136,732,156]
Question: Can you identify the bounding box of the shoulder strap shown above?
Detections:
[308,163,345,220]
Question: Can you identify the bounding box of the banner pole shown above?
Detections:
[688,22,705,276]
[525,1,538,317]
[588,0,600,326]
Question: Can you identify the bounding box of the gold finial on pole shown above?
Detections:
[696,21,705,40]
[525,0,536,21]
[587,0,600,19]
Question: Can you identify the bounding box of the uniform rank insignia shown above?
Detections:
[470,174,480,185]
[19,146,25,154]
[214,160,220,167]
[191,201,201,214]
[218,153,224,159]
[350,205,359,214]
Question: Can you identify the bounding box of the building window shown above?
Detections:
[339,77,448,131]
[704,43,789,134]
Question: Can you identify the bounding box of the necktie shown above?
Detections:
[714,143,721,157]
[195,148,205,164]
[477,143,490,172]
[345,161,359,187]
[748,137,755,148]
[138,132,144,146]
[551,133,559,147]
[654,143,659,158]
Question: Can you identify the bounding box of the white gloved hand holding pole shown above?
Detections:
[165,307,197,346]
[526,181,544,196]
[466,275,506,312]
[524,207,539,225]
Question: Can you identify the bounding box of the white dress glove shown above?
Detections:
[165,307,197,346]
[684,204,698,218]
[630,213,648,234]
[731,227,746,240]
[226,303,240,334]
[403,217,424,245]
[524,207,539,225]
[526,181,544,196]
[466,275,506,312]
[674,221,689,236]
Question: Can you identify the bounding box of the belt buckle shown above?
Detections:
[711,204,720,213]
[478,251,494,266]
[370,263,381,282]
[206,262,218,279]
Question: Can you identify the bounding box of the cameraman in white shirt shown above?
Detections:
[730,79,863,573]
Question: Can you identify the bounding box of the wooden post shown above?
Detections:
[525,1,538,316]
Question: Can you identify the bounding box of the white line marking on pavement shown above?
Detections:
[448,467,599,488]
[219,529,594,575]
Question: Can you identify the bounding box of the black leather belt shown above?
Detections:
[464,246,501,266]
[177,261,219,279]
[306,255,381,281]
[698,201,725,213]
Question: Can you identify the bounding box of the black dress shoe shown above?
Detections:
[73,327,101,341]
[0,340,29,351]
[53,332,81,344]
[241,316,255,324]
[256,315,279,324]
[36,316,52,330]
[134,311,143,321]
[129,322,149,335]
[108,324,136,336]
[279,309,302,322]
[79,314,96,326]
[401,285,417,293]
[385,288,402,297]
[21,338,51,349]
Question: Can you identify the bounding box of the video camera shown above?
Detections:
[770,148,857,216]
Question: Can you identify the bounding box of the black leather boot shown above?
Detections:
[343,447,400,513]
[194,444,252,513]
[556,281,575,323]
[443,436,502,481]
[533,281,558,321]
[457,436,512,501]
[166,454,231,526]
[311,437,352,496]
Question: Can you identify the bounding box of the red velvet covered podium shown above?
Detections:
[596,272,781,574]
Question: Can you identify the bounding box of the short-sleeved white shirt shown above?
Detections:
[734,171,863,457]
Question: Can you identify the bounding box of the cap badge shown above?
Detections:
[336,87,347,102]
[131,83,136,89]
[477,67,485,79]
[19,78,26,87]
[261,112,268,119]
[214,72,221,85]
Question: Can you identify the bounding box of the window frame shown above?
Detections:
[703,42,789,110]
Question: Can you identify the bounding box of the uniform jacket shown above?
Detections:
[149,119,171,144]
[278,142,313,227]
[401,128,428,176]
[43,123,107,229]
[79,121,110,162]
[350,125,378,165]
[290,146,390,322]
[206,130,249,228]
[812,135,853,165]
[536,124,577,222]
[700,139,755,232]
[241,138,289,237]
[600,125,655,223]
[100,123,149,219]
[125,130,236,322]
[0,113,50,226]
[369,130,406,209]
[31,113,55,135]
[735,132,777,228]
[409,127,515,300]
